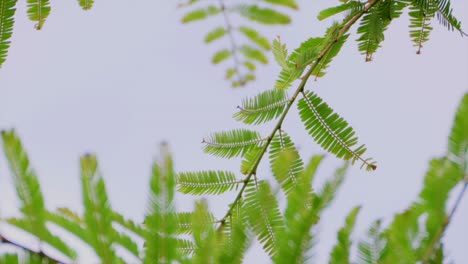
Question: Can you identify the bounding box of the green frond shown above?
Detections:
[297,91,376,170]
[263,0,299,10]
[274,37,323,89]
[313,162,348,213]
[192,201,221,264]
[381,206,423,263]
[311,26,349,78]
[234,5,291,25]
[357,3,388,61]
[7,218,77,260]
[243,61,256,71]
[1,130,47,232]
[112,212,146,237]
[205,27,227,43]
[356,220,386,264]
[329,206,361,264]
[317,1,364,21]
[0,0,17,68]
[80,154,120,263]
[218,203,250,264]
[269,132,304,196]
[272,38,289,70]
[114,232,140,258]
[233,89,289,125]
[172,211,215,235]
[409,0,436,54]
[203,129,265,159]
[302,154,325,184]
[77,0,94,10]
[143,146,178,264]
[238,26,271,50]
[1,130,77,259]
[47,210,89,244]
[244,181,285,257]
[276,158,320,264]
[239,45,268,64]
[240,145,263,174]
[26,0,51,30]
[212,49,232,64]
[434,0,465,36]
[181,5,220,23]
[177,170,242,195]
[177,238,196,255]
[448,92,468,175]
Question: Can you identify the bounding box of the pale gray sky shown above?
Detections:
[0,0,467,263]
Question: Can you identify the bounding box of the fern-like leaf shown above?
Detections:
[1,130,77,260]
[177,170,242,195]
[234,89,289,125]
[272,38,289,70]
[317,1,364,21]
[356,220,387,264]
[203,129,265,158]
[311,25,349,78]
[26,0,51,30]
[240,145,263,174]
[218,202,250,264]
[172,211,215,235]
[313,162,348,213]
[143,145,179,264]
[357,3,387,61]
[297,91,376,170]
[409,0,436,54]
[77,0,94,10]
[329,206,361,264]
[244,181,285,256]
[0,0,17,68]
[269,131,304,196]
[192,201,221,264]
[448,92,468,174]
[81,154,122,263]
[239,45,268,64]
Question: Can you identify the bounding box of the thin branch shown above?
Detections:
[421,181,467,263]
[218,0,244,84]
[216,0,380,230]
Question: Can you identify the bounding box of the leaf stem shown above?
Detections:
[216,0,379,230]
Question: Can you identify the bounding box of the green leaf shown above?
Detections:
[212,49,232,64]
[1,130,77,260]
[26,0,51,30]
[205,27,227,43]
[356,220,386,264]
[297,91,376,170]
[239,45,268,64]
[269,132,304,196]
[311,29,349,78]
[274,37,323,89]
[272,38,289,70]
[80,154,122,263]
[192,201,221,264]
[408,0,436,54]
[448,92,468,175]
[181,5,220,23]
[143,144,179,264]
[240,145,263,174]
[177,170,242,195]
[357,3,388,61]
[318,1,364,21]
[263,0,298,10]
[234,89,289,125]
[77,0,94,10]
[329,206,361,264]
[172,211,215,235]
[313,162,348,213]
[238,26,271,50]
[203,129,264,158]
[244,181,285,256]
[0,0,17,68]
[433,0,465,36]
[218,202,249,264]
[112,211,146,237]
[235,5,291,25]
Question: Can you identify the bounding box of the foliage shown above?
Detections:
[0,0,466,263]
[178,0,298,87]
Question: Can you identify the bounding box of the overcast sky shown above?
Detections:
[0,0,467,263]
